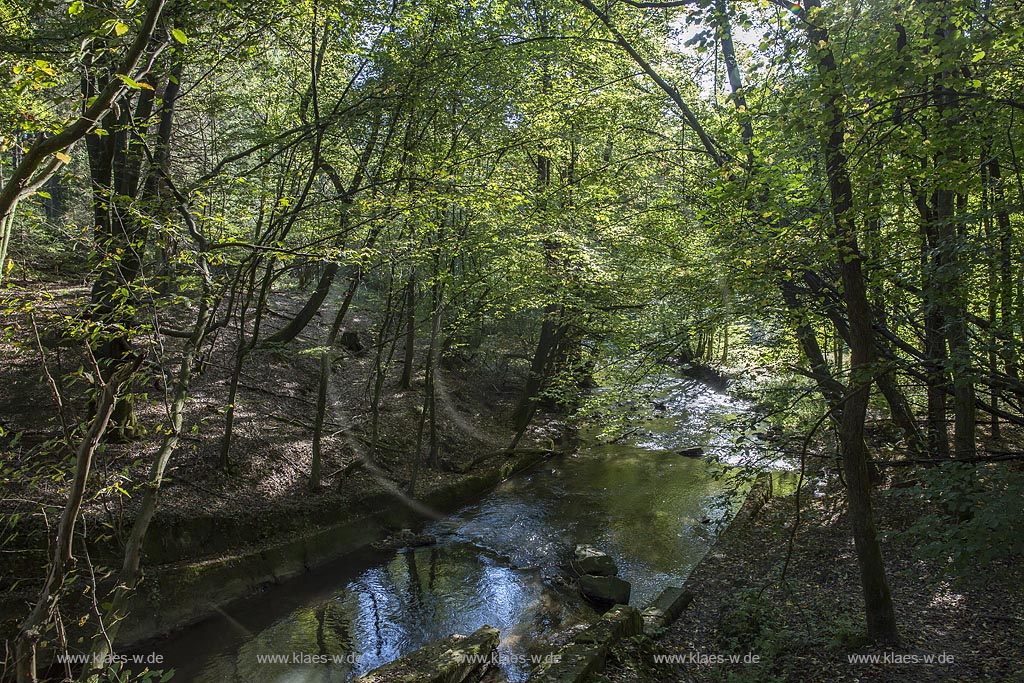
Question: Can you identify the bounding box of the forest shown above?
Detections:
[1,0,1022,680]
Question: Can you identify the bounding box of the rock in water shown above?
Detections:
[578,574,632,609]
[573,544,618,576]
[677,446,704,458]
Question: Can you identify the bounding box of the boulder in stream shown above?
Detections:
[572,544,618,577]
[578,574,631,609]
[677,446,704,458]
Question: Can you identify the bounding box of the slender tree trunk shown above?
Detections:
[399,269,416,389]
[15,361,138,683]
[150,43,182,295]
[411,286,442,493]
[720,322,729,365]
[369,270,401,455]
[987,155,1020,388]
[781,281,845,406]
[311,277,361,489]
[426,278,444,469]
[713,0,752,167]
[221,258,274,470]
[917,194,952,458]
[803,0,899,643]
[982,158,1001,438]
[81,291,212,681]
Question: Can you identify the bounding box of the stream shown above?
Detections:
[153,377,790,682]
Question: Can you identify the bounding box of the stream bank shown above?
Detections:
[146,377,784,683]
[600,474,1024,683]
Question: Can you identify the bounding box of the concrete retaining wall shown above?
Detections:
[119,450,552,645]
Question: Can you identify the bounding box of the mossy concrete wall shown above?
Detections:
[356,625,499,683]
[527,605,643,683]
[120,450,552,645]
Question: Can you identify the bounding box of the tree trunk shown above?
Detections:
[311,276,361,489]
[267,262,340,345]
[369,269,401,455]
[221,258,274,470]
[917,194,952,459]
[89,66,161,438]
[803,0,900,643]
[411,279,443,494]
[510,304,563,448]
[81,292,212,681]
[15,361,138,683]
[987,155,1020,388]
[781,281,845,406]
[929,6,975,458]
[399,269,416,389]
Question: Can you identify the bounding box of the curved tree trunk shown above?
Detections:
[0,0,168,288]
[14,359,138,683]
[264,262,339,345]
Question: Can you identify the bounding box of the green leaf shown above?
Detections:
[171,28,188,44]
[115,73,153,90]
[114,21,129,36]
[116,73,140,88]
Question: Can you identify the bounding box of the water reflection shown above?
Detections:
[156,379,773,682]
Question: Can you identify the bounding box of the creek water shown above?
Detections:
[153,377,786,682]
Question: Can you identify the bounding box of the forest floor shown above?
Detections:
[600,466,1024,683]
